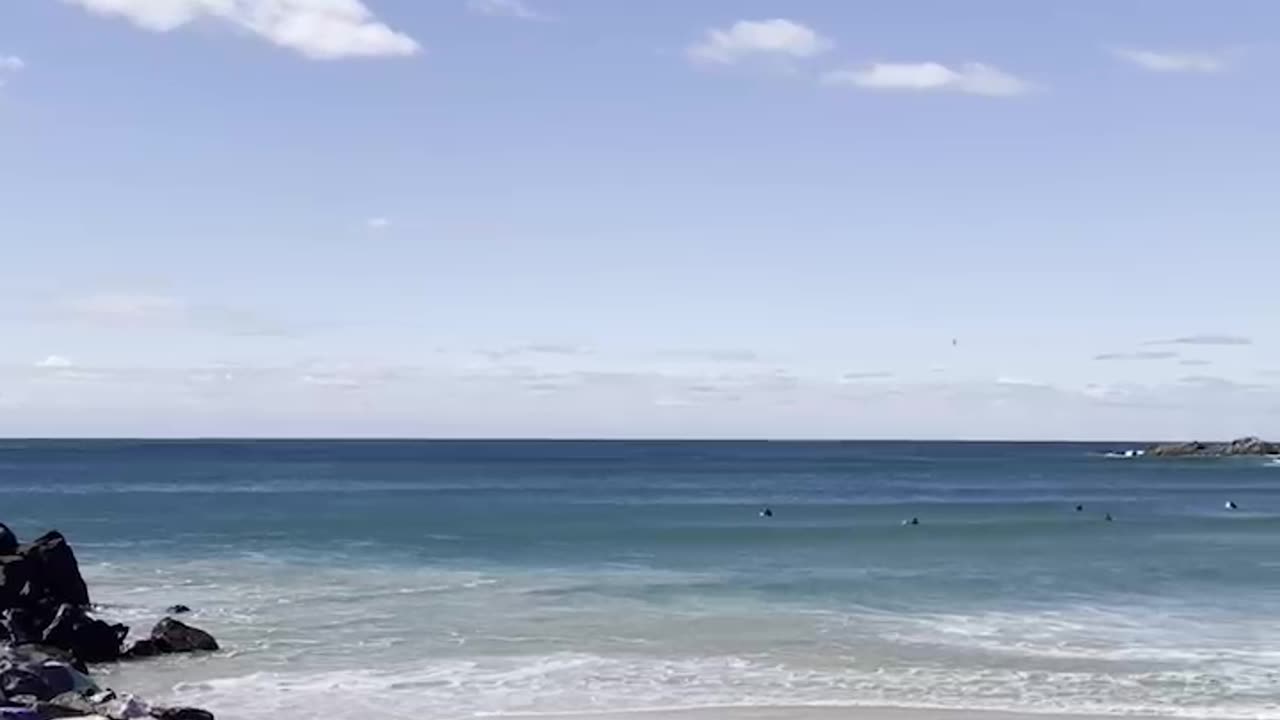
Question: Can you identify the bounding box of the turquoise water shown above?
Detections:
[3,441,1279,719]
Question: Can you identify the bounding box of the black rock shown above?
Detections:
[0,556,31,611]
[3,609,41,646]
[35,693,98,719]
[122,639,160,660]
[151,708,215,720]
[0,525,17,557]
[0,646,84,676]
[17,533,89,609]
[164,605,191,615]
[40,604,127,664]
[150,619,218,654]
[0,668,52,702]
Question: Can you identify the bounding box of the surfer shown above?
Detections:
[760,507,773,518]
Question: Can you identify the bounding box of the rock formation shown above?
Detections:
[0,525,218,719]
[1145,436,1280,457]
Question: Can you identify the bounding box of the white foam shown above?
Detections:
[143,653,1280,720]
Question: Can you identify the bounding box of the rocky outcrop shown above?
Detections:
[147,620,217,655]
[1146,436,1280,458]
[0,527,217,719]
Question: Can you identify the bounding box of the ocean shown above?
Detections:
[2,440,1278,719]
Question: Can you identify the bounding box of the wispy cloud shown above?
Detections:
[0,56,23,86]
[1113,48,1232,74]
[822,61,1031,97]
[478,343,588,361]
[1094,350,1179,361]
[659,349,761,363]
[366,217,391,230]
[35,355,73,370]
[56,292,289,337]
[1180,359,1212,367]
[466,0,542,21]
[840,371,893,382]
[1146,334,1252,347]
[687,18,832,66]
[61,0,420,60]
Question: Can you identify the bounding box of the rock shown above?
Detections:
[1146,436,1280,458]
[0,668,52,702]
[163,606,190,616]
[35,694,96,719]
[148,620,217,654]
[17,534,89,609]
[2,610,41,646]
[40,605,126,664]
[120,640,159,660]
[34,691,98,719]
[0,707,40,720]
[0,526,17,558]
[149,709,213,720]
[0,557,31,611]
[99,693,150,720]
[1,646,85,676]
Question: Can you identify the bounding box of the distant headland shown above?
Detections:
[1145,436,1279,458]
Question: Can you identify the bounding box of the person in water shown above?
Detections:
[1225,500,1238,510]
[760,508,773,518]
[902,517,919,526]
[1075,504,1084,512]
[1104,513,1113,522]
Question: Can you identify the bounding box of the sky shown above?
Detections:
[0,0,1278,439]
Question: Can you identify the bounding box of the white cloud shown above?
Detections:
[822,61,1031,97]
[466,0,541,20]
[0,56,23,86]
[687,18,832,65]
[36,355,73,369]
[57,292,288,337]
[1113,48,1230,74]
[366,216,391,230]
[62,0,420,60]
[1146,334,1252,347]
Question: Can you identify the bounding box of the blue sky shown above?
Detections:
[1,0,1278,439]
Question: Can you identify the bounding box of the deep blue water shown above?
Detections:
[3,440,1279,718]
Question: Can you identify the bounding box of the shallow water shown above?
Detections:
[4,440,1279,719]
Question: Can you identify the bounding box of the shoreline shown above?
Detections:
[489,706,1218,720]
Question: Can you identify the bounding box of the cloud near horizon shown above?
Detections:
[1113,48,1232,73]
[54,292,290,337]
[466,0,542,21]
[61,0,421,60]
[687,19,832,65]
[822,61,1031,97]
[1145,334,1252,347]
[1094,350,1179,361]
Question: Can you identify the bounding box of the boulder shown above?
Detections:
[148,620,217,654]
[3,610,41,647]
[0,669,52,702]
[17,534,89,609]
[0,527,17,558]
[40,605,126,664]
[149,709,213,720]
[120,640,159,660]
[0,557,31,611]
[0,646,85,675]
